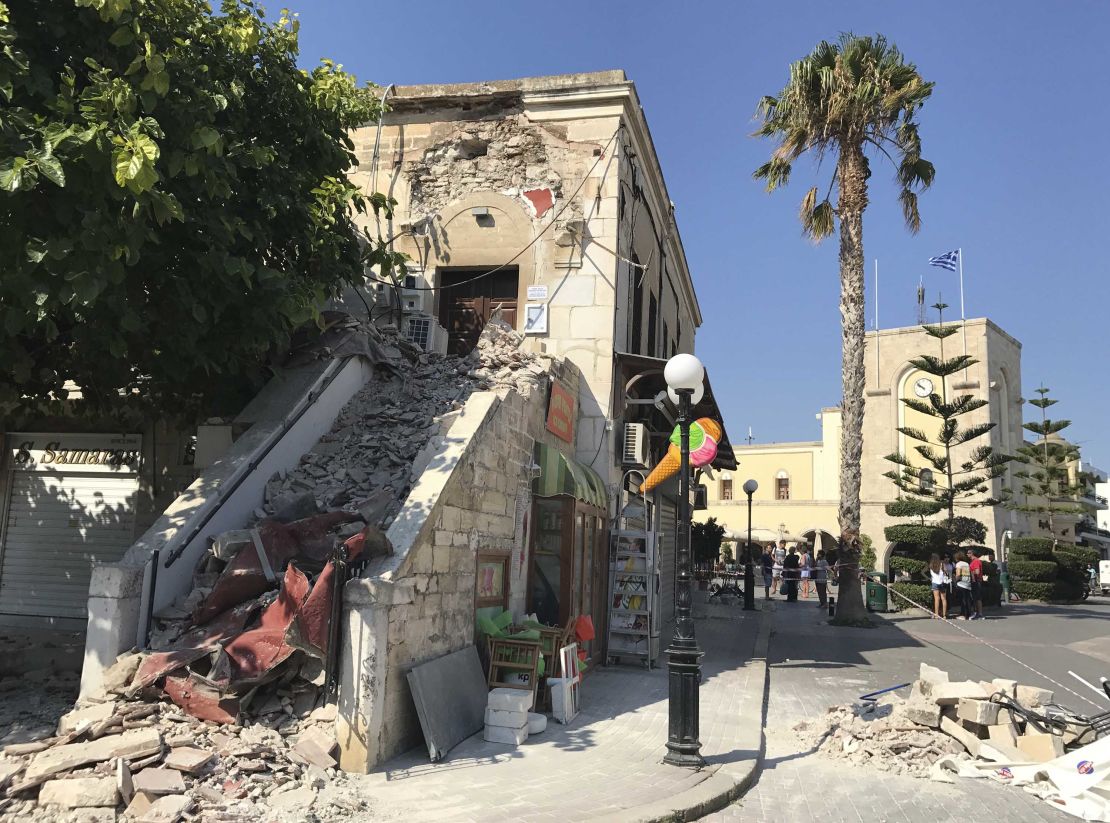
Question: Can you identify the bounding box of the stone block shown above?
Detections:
[987,719,1020,749]
[483,723,528,745]
[26,727,162,782]
[138,794,193,823]
[902,700,941,728]
[1017,732,1065,763]
[939,714,981,756]
[990,678,1018,698]
[164,746,214,774]
[919,663,949,690]
[484,707,527,729]
[132,767,186,796]
[432,545,451,574]
[487,688,531,713]
[930,681,989,706]
[957,697,1000,726]
[38,777,119,809]
[1015,685,1054,708]
[58,701,117,734]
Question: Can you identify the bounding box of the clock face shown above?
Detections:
[914,377,934,397]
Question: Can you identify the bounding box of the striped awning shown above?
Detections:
[533,443,608,509]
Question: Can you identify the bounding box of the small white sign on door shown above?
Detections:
[524,303,548,334]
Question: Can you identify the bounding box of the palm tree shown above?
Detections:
[754,34,935,620]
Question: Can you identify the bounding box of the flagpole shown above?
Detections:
[959,247,968,380]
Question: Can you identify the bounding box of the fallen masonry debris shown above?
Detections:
[795,664,1110,819]
[0,315,547,820]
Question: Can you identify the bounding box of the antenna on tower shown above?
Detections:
[916,276,926,324]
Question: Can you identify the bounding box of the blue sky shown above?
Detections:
[290,0,1110,466]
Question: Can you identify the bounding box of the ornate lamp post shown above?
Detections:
[742,479,758,610]
[662,353,706,768]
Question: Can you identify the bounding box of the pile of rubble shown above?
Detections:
[797,663,1091,781]
[0,315,554,821]
[259,312,551,532]
[0,668,367,822]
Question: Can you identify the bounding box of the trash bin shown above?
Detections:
[865,572,888,612]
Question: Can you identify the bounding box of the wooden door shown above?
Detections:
[437,268,519,355]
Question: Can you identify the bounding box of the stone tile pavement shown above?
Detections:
[322,599,767,822]
[707,599,1074,823]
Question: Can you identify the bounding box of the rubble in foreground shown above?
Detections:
[0,314,552,822]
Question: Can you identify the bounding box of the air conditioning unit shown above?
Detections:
[623,423,649,467]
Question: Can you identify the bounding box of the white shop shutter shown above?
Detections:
[0,471,138,619]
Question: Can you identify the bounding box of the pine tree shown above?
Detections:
[883,303,1010,530]
[1007,386,1083,543]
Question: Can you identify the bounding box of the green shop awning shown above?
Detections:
[533,443,608,509]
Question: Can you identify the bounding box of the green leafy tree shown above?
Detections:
[692,517,726,566]
[0,0,402,425]
[883,304,1010,528]
[1007,387,1084,543]
[945,516,987,546]
[753,34,935,621]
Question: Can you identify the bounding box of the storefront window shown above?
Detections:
[531,499,565,626]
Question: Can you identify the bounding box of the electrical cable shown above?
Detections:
[363,126,623,293]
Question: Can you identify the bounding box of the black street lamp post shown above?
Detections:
[742,479,758,610]
[663,354,705,768]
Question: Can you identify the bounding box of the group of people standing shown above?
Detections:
[759,540,831,608]
[928,548,987,620]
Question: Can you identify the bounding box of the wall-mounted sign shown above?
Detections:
[8,433,142,474]
[524,303,548,335]
[545,380,576,443]
[526,285,548,300]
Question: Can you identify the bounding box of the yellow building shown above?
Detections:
[701,318,1029,568]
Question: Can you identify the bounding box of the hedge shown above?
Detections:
[1007,560,1059,583]
[889,582,932,611]
[1010,548,1054,562]
[1052,550,1085,573]
[1059,545,1100,566]
[1014,580,1084,603]
[884,499,944,519]
[889,556,928,578]
[883,525,947,553]
[1008,537,1054,559]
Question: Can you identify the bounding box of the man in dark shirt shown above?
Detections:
[761,544,775,599]
[783,546,801,602]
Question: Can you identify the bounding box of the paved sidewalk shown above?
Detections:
[707,599,1073,823]
[324,598,768,822]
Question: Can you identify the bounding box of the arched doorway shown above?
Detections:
[800,528,838,557]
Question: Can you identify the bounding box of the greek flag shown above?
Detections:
[928,250,960,271]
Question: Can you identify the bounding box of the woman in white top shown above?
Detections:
[928,553,948,619]
[799,547,812,599]
[953,552,974,620]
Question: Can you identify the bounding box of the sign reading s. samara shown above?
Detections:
[545,380,576,443]
[9,433,142,473]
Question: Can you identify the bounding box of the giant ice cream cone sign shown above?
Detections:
[640,418,722,493]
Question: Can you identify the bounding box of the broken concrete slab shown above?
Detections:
[25,727,162,783]
[987,718,1020,750]
[131,767,186,796]
[38,776,118,809]
[485,707,528,728]
[101,652,145,695]
[901,700,942,729]
[57,701,117,734]
[990,678,1017,698]
[1015,685,1054,708]
[267,785,317,814]
[939,714,982,756]
[406,645,488,762]
[293,727,337,769]
[957,697,1000,726]
[483,724,528,745]
[138,793,193,823]
[163,746,213,774]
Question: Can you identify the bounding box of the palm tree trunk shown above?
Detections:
[834,143,869,621]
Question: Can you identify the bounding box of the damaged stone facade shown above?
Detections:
[338,321,578,770]
[351,70,704,488]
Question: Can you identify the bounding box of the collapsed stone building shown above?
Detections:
[3,71,740,794]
